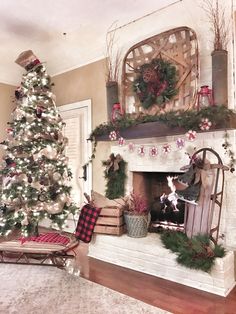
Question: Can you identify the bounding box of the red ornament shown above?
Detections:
[6,128,13,134]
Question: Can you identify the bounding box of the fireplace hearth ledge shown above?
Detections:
[89,233,236,297]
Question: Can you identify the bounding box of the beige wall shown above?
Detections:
[52,58,111,195]
[52,58,107,129]
[0,83,16,159]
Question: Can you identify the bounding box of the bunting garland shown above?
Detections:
[108,129,198,157]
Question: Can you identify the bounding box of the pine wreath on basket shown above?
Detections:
[133,58,178,109]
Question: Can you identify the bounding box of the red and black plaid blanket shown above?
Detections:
[75,204,101,243]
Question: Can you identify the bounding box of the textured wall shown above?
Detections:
[0,83,16,160]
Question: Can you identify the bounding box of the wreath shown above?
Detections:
[133,58,178,109]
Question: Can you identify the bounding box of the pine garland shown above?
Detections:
[160,230,226,272]
[90,105,233,139]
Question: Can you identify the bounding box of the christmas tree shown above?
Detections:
[0,50,78,237]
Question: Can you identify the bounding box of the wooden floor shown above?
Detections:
[84,257,236,314]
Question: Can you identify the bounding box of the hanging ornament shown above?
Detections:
[31,181,42,190]
[109,130,117,141]
[162,144,171,154]
[15,87,24,100]
[21,215,29,226]
[138,146,145,156]
[176,138,185,149]
[6,128,13,135]
[17,173,28,182]
[186,130,197,141]
[14,108,24,120]
[35,105,46,118]
[199,118,212,131]
[149,146,158,157]
[52,172,61,181]
[128,142,135,152]
[38,193,47,202]
[118,137,125,146]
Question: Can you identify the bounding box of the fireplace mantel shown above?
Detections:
[94,121,235,141]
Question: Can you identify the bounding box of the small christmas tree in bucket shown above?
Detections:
[0,50,78,237]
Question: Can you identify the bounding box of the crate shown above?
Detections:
[94,207,125,236]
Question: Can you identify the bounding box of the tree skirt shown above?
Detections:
[0,264,170,314]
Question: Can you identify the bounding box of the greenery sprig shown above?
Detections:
[161,230,225,272]
[222,130,236,173]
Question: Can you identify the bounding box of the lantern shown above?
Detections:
[111,103,124,122]
[196,85,214,110]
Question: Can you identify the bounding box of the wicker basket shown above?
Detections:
[124,212,150,238]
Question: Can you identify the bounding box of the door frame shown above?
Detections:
[59,99,92,203]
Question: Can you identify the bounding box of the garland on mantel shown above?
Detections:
[89,105,233,140]
[86,106,235,171]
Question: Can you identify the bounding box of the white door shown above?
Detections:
[59,100,92,231]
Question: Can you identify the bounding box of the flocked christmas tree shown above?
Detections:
[0,50,78,237]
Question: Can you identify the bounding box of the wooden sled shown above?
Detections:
[0,232,79,269]
[184,148,228,244]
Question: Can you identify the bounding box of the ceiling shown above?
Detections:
[0,0,176,85]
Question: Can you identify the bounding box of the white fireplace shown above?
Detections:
[89,129,236,296]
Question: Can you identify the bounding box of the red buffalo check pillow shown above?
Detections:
[75,204,101,243]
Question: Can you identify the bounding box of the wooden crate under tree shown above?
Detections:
[94,206,125,236]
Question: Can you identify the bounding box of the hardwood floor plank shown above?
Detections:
[84,257,236,314]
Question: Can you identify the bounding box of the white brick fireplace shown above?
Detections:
[89,129,236,296]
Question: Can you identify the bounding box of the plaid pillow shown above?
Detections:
[75,204,101,243]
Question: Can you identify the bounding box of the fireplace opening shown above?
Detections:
[132,171,185,229]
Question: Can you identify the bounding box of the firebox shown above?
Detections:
[132,171,185,228]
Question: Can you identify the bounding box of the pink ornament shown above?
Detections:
[109,130,117,141]
[185,130,197,141]
[149,146,158,157]
[162,144,171,154]
[176,138,185,149]
[128,142,135,152]
[138,145,145,156]
[118,137,125,146]
[199,118,212,131]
